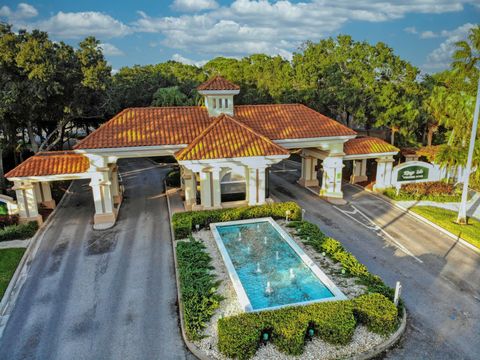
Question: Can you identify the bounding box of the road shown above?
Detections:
[270,161,480,360]
[0,158,194,360]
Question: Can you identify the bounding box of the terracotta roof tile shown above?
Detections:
[197,75,240,91]
[235,104,356,139]
[74,104,355,150]
[344,137,399,156]
[5,151,90,178]
[175,114,289,161]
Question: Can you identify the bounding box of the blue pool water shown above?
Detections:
[215,220,335,311]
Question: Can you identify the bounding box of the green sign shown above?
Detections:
[397,165,429,182]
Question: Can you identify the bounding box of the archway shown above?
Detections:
[220,169,246,203]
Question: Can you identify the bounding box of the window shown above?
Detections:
[219,98,223,108]
[225,98,229,108]
[212,98,217,109]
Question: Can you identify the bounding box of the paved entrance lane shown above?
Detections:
[0,158,194,360]
[269,163,480,360]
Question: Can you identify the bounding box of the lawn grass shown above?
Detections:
[0,248,26,298]
[410,206,480,249]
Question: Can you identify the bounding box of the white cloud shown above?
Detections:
[404,26,417,34]
[34,11,131,39]
[171,0,218,12]
[99,43,124,56]
[134,0,478,60]
[424,23,475,71]
[420,30,437,39]
[172,53,209,67]
[0,3,38,20]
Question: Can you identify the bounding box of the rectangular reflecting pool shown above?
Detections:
[210,218,346,312]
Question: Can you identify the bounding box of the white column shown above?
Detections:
[351,159,368,184]
[199,169,212,209]
[247,166,267,206]
[298,155,319,187]
[89,171,116,230]
[111,166,122,205]
[320,156,344,198]
[183,168,197,210]
[211,168,222,208]
[13,181,43,225]
[373,157,395,191]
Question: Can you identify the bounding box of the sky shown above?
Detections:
[0,0,479,73]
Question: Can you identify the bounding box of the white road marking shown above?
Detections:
[333,204,424,263]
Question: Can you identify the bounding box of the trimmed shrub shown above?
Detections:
[176,237,223,340]
[354,293,398,335]
[0,215,18,228]
[0,221,38,242]
[218,301,355,359]
[383,181,462,202]
[289,221,397,305]
[172,202,301,239]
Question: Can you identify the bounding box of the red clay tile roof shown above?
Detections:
[234,104,356,139]
[74,104,355,150]
[175,114,289,161]
[197,76,240,91]
[344,137,399,156]
[5,151,90,178]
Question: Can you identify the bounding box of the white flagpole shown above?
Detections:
[457,76,480,224]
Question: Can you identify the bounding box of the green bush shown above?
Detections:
[172,202,301,239]
[218,301,355,359]
[354,293,398,335]
[0,222,38,242]
[289,221,397,304]
[383,181,463,202]
[176,237,223,340]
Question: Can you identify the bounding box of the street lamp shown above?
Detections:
[457,76,480,224]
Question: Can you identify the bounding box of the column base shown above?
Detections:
[319,189,344,199]
[93,212,116,230]
[19,214,43,226]
[298,178,320,187]
[41,200,56,209]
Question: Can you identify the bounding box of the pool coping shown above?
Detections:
[210,217,347,313]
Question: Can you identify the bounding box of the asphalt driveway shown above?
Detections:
[0,158,194,360]
[270,160,480,360]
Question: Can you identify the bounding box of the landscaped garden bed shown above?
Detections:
[173,203,404,359]
[410,206,480,249]
[383,181,464,202]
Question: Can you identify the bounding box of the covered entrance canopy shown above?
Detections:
[6,76,398,229]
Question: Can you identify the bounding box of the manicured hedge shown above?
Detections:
[218,301,356,360]
[176,237,223,340]
[288,221,398,304]
[354,293,398,335]
[172,202,301,239]
[383,181,462,202]
[0,222,38,242]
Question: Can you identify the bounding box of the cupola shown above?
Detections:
[197,75,240,117]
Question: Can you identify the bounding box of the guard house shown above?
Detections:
[5,76,399,229]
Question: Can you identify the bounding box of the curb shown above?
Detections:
[349,308,407,360]
[165,181,208,360]
[0,239,30,249]
[349,184,480,255]
[0,181,74,338]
